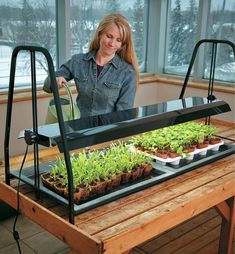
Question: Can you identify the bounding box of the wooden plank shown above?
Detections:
[129,248,147,254]
[10,184,73,219]
[0,147,59,169]
[140,209,219,253]
[219,131,235,139]
[149,216,221,254]
[11,157,226,227]
[97,173,235,254]
[197,239,220,254]
[6,148,233,225]
[0,182,102,254]
[8,181,69,217]
[5,153,230,228]
[172,226,220,254]
[73,164,212,225]
[210,118,235,128]
[0,120,234,254]
[216,127,234,135]
[75,157,235,234]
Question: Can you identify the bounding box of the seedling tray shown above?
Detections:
[11,164,172,214]
[131,141,225,166]
[11,143,234,215]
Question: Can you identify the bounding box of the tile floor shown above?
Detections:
[0,214,70,254]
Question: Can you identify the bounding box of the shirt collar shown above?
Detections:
[84,50,121,69]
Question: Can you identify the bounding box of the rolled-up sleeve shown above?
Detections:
[43,58,74,93]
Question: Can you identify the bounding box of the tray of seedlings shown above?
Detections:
[129,122,233,171]
[16,122,234,214]
[39,142,173,213]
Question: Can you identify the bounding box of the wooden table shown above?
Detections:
[0,120,234,254]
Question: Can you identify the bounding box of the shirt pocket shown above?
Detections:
[74,75,88,84]
[103,81,122,99]
[74,76,88,92]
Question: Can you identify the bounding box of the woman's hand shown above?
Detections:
[56,77,67,88]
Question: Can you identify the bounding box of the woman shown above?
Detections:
[44,13,139,118]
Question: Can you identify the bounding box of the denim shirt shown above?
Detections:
[44,50,136,118]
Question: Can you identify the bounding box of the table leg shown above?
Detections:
[216,196,235,254]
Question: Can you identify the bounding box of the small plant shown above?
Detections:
[41,142,153,202]
[130,121,219,158]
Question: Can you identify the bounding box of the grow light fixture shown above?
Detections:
[6,45,233,224]
[23,96,231,152]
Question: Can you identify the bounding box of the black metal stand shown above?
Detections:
[179,39,235,142]
[4,45,234,225]
[4,46,75,223]
[179,39,235,101]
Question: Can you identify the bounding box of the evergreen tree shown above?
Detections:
[20,0,35,43]
[105,0,120,13]
[132,0,144,65]
[71,0,108,54]
[169,0,185,66]
[5,0,56,72]
[182,0,198,64]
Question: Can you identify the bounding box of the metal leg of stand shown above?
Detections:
[4,45,75,224]
[4,49,18,185]
[205,42,218,126]
[179,39,235,141]
[179,39,235,101]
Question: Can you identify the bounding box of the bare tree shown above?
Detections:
[4,0,56,73]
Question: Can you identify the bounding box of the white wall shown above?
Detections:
[135,82,234,122]
[0,82,234,160]
[0,97,50,160]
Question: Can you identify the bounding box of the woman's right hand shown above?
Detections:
[56,77,67,88]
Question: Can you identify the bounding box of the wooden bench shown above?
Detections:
[0,119,234,254]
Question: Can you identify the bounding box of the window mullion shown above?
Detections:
[146,0,167,73]
[56,0,71,68]
[193,0,211,80]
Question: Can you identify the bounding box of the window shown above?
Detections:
[0,0,234,92]
[164,0,235,83]
[70,0,146,69]
[0,0,56,90]
[205,0,235,82]
[0,0,147,91]
[164,0,199,76]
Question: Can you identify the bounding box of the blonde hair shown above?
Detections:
[89,13,139,85]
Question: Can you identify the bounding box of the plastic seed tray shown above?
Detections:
[11,142,234,215]
[130,141,224,166]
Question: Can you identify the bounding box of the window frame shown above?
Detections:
[0,0,234,96]
[56,0,71,68]
[57,0,148,72]
[147,0,234,85]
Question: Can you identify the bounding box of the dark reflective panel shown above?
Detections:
[32,96,230,151]
[60,97,209,132]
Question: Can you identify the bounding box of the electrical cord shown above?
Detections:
[13,144,29,254]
